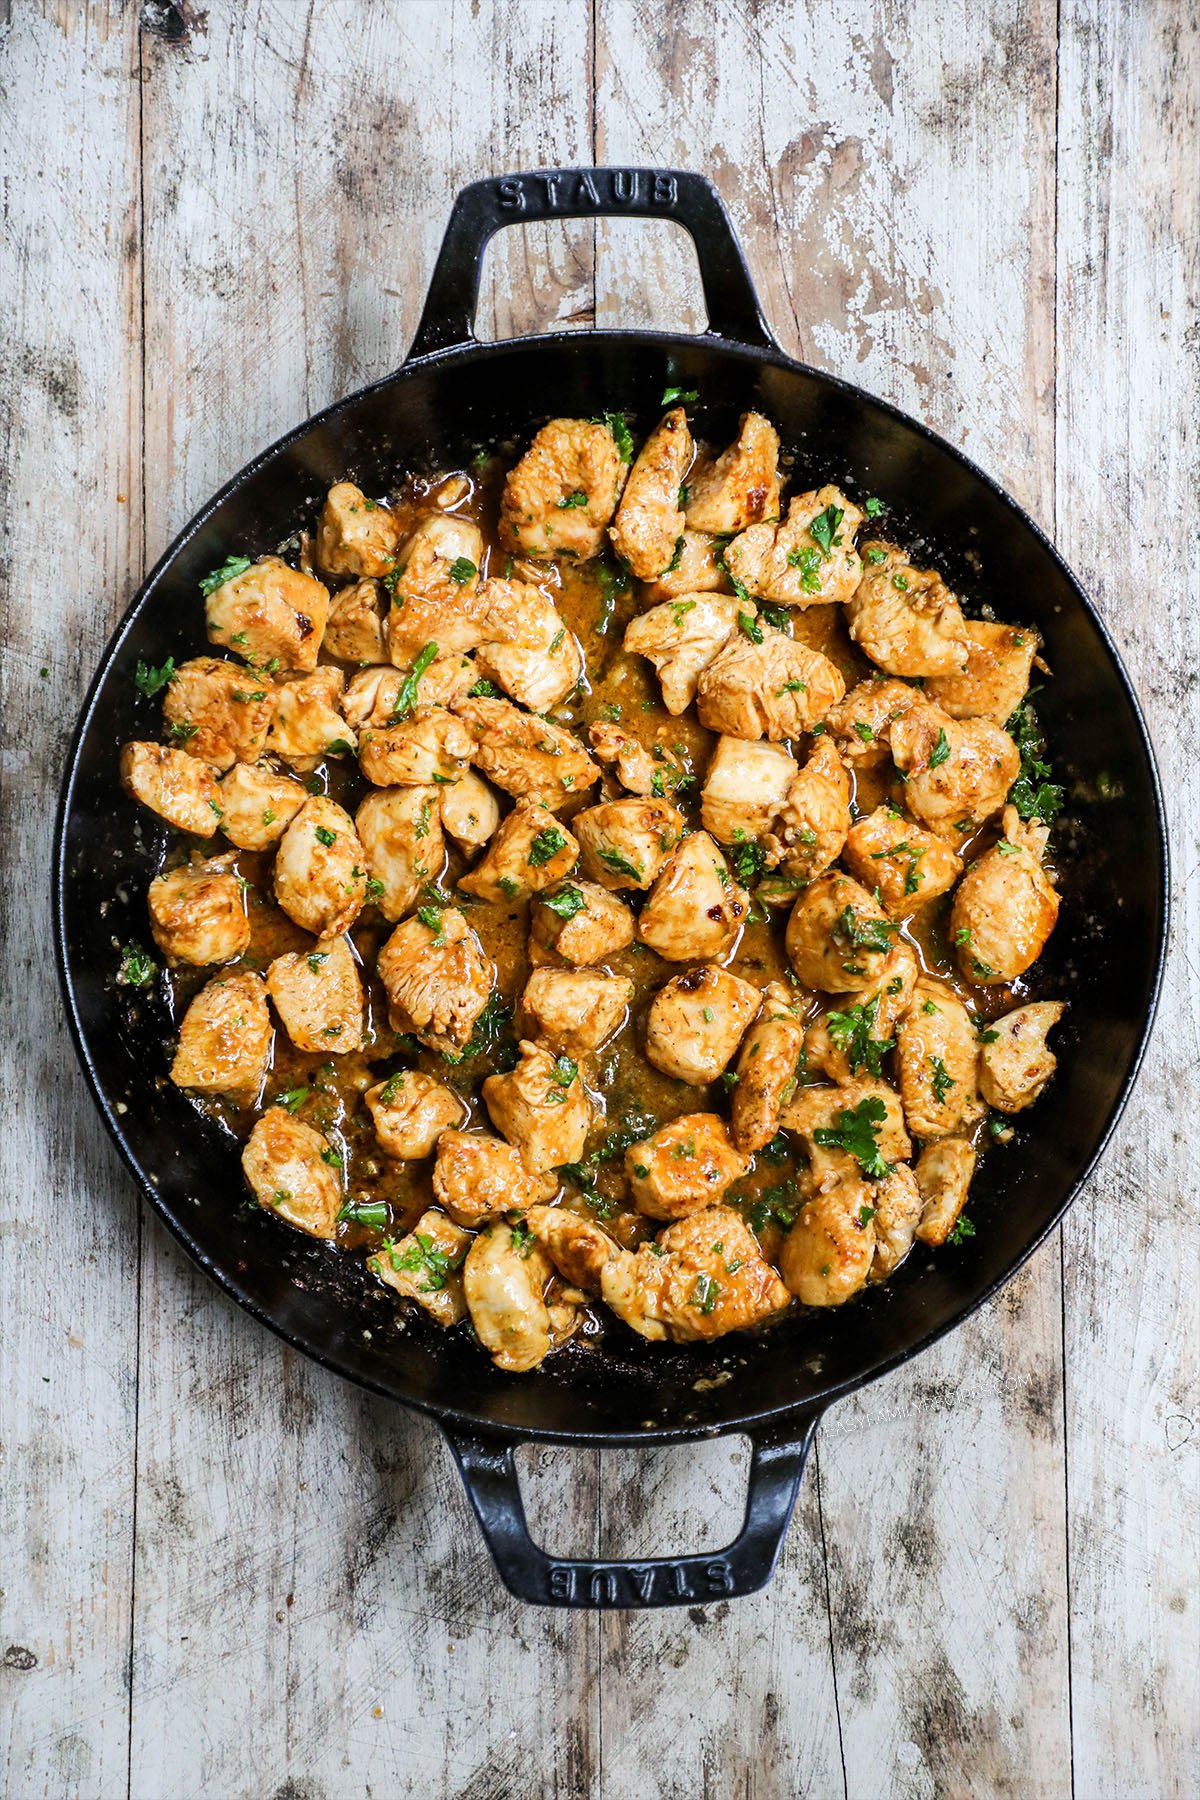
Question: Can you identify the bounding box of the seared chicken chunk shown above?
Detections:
[926,620,1038,723]
[439,769,501,849]
[365,1070,467,1160]
[978,1001,1065,1112]
[358,706,473,788]
[637,830,749,961]
[376,907,493,1053]
[384,514,490,659]
[780,1175,876,1306]
[781,1076,912,1169]
[458,799,578,903]
[915,1137,977,1246]
[890,703,1021,841]
[896,978,984,1139]
[161,656,275,772]
[355,785,444,921]
[482,1038,592,1174]
[529,879,635,967]
[265,935,364,1054]
[825,676,923,765]
[846,543,970,678]
[499,417,627,561]
[433,1130,557,1228]
[623,594,743,715]
[574,796,683,892]
[216,760,306,850]
[343,655,475,729]
[696,630,846,741]
[723,486,864,608]
[701,736,797,846]
[785,872,899,993]
[644,964,761,1084]
[273,797,368,938]
[463,1224,562,1373]
[843,806,964,917]
[521,968,633,1056]
[587,720,689,800]
[731,981,806,1154]
[266,668,355,770]
[474,578,582,712]
[949,806,1059,983]
[369,1209,470,1329]
[241,1109,341,1239]
[624,1113,749,1220]
[170,970,272,1099]
[607,1209,790,1343]
[684,412,781,535]
[324,579,387,664]
[768,737,852,882]
[121,741,222,838]
[804,943,918,1085]
[454,695,599,811]
[609,407,692,578]
[639,528,732,602]
[316,481,401,580]
[204,555,329,673]
[147,855,249,967]
[869,1162,923,1278]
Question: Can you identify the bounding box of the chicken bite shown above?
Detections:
[161,656,276,772]
[895,978,984,1140]
[439,769,502,850]
[785,872,899,993]
[639,529,732,603]
[376,907,494,1053]
[355,785,445,921]
[608,1208,791,1343]
[499,417,627,561]
[644,964,761,1084]
[121,741,222,838]
[324,578,387,664]
[529,880,635,967]
[265,667,355,770]
[573,796,683,892]
[358,706,474,788]
[978,1001,1065,1112]
[731,981,807,1154]
[241,1109,341,1239]
[926,620,1038,723]
[587,720,690,801]
[473,578,582,712]
[365,1070,467,1160]
[454,695,599,810]
[779,1176,876,1307]
[458,799,578,904]
[723,486,864,609]
[170,970,272,1100]
[609,407,692,578]
[462,1223,563,1373]
[684,412,781,535]
[700,736,797,846]
[637,830,749,962]
[343,655,475,729]
[624,1114,749,1220]
[949,806,1059,983]
[768,737,852,882]
[824,675,923,766]
[521,968,633,1056]
[147,855,249,967]
[369,1209,471,1329]
[915,1137,977,1246]
[780,1076,913,1169]
[265,935,364,1054]
[842,806,964,918]
[482,1038,592,1174]
[695,630,846,741]
[623,594,743,715]
[273,797,368,938]
[846,543,970,678]
[316,482,402,581]
[890,703,1021,841]
[216,760,306,850]
[433,1130,558,1228]
[204,555,330,674]
[804,943,918,1085]
[868,1162,923,1278]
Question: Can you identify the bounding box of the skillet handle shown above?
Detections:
[442,1412,821,1608]
[408,166,777,359]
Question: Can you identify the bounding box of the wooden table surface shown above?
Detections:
[3,3,1197,1796]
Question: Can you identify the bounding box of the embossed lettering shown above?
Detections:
[574,172,600,206]
[589,1569,619,1604]
[666,1562,692,1599]
[540,174,562,208]
[497,178,524,211]
[705,1560,734,1595]
[630,1567,655,1603]
[613,170,638,203]
[548,1564,574,1601]
[652,173,678,206]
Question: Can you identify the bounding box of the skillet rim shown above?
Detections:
[52,324,1171,1448]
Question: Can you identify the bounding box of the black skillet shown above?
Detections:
[54,169,1168,1608]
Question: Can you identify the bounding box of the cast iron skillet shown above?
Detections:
[55,168,1168,1609]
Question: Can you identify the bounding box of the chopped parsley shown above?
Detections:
[601,412,635,462]
[509,1218,536,1257]
[1006,698,1064,824]
[166,719,199,744]
[134,657,176,698]
[597,846,643,882]
[541,883,586,920]
[117,942,156,988]
[670,598,696,626]
[930,1056,955,1104]
[385,1231,463,1291]
[390,640,440,719]
[729,835,767,887]
[808,504,844,557]
[199,554,252,596]
[364,876,386,902]
[550,1054,578,1090]
[758,601,792,631]
[691,1272,720,1316]
[319,1145,344,1168]
[787,544,822,591]
[417,904,447,943]
[339,1198,389,1230]
[275,1086,310,1113]
[666,535,685,572]
[826,996,894,1078]
[557,489,589,509]
[447,557,476,584]
[527,826,568,867]
[865,546,887,564]
[813,1095,893,1179]
[948,1215,976,1245]
[865,497,884,516]
[662,385,698,404]
[833,906,898,955]
[468,677,501,698]
[314,824,337,847]
[738,611,763,643]
[929,728,951,768]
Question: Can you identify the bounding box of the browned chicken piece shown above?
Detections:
[462,1224,564,1373]
[700,736,797,846]
[266,668,355,770]
[439,768,502,849]
[915,1137,977,1246]
[454,695,600,811]
[529,879,635,967]
[273,797,368,938]
[896,977,985,1139]
[121,741,223,838]
[639,529,732,603]
[684,412,782,535]
[623,594,743,715]
[731,981,807,1154]
[316,482,402,580]
[574,796,684,892]
[780,1076,913,1169]
[205,555,330,674]
[637,830,750,961]
[696,630,846,741]
[433,1130,558,1228]
[890,702,1021,841]
[170,970,272,1099]
[780,1175,876,1306]
[526,1205,621,1290]
[723,486,865,608]
[147,855,249,967]
[842,805,964,918]
[824,675,924,766]
[241,1109,341,1239]
[978,1001,1066,1112]
[624,1113,749,1220]
[473,578,582,712]
[521,968,633,1056]
[458,799,579,903]
[324,579,388,664]
[499,417,627,561]
[644,964,761,1084]
[358,707,474,787]
[606,1208,791,1343]
[804,942,918,1085]
[355,785,444,922]
[785,871,899,993]
[868,1163,923,1278]
[609,407,693,578]
[847,542,971,678]
[949,805,1059,983]
[265,935,364,1055]
[216,760,306,851]
[376,907,494,1053]
[161,656,276,772]
[368,1209,471,1329]
[384,514,489,658]
[587,720,689,800]
[768,737,852,882]
[483,1038,592,1174]
[343,655,475,728]
[365,1069,467,1160]
[926,620,1038,723]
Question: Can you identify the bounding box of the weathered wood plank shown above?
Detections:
[1055,5,1200,1794]
[0,5,143,1795]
